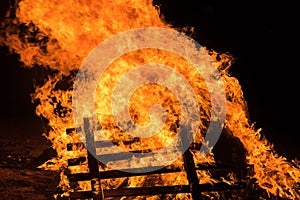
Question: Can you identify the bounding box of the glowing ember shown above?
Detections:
[1,0,299,199]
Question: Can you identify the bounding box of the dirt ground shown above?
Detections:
[0,119,60,200]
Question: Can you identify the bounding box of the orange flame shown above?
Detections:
[1,0,299,199]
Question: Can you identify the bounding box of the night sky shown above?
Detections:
[0,1,299,160]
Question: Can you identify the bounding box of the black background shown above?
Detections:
[0,1,299,159]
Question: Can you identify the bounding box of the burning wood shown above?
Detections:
[66,119,246,199]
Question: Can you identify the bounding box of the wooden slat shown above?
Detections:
[84,118,104,200]
[70,182,246,199]
[95,137,141,147]
[67,143,84,151]
[66,128,81,135]
[179,129,202,200]
[68,165,181,181]
[68,157,86,166]
[96,149,158,162]
[68,162,239,182]
[103,185,190,197]
[67,141,201,150]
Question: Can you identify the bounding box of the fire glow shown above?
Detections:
[1,0,300,199]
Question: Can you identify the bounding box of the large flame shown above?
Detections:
[1,0,300,199]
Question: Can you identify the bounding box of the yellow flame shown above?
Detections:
[1,0,299,199]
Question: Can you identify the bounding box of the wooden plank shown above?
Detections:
[182,149,202,200]
[84,118,104,200]
[68,157,86,166]
[67,141,201,150]
[103,185,190,197]
[68,162,239,182]
[179,127,202,200]
[68,165,182,181]
[69,182,245,199]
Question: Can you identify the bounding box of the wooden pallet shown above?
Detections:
[66,118,245,200]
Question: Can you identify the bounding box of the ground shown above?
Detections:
[0,119,60,200]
